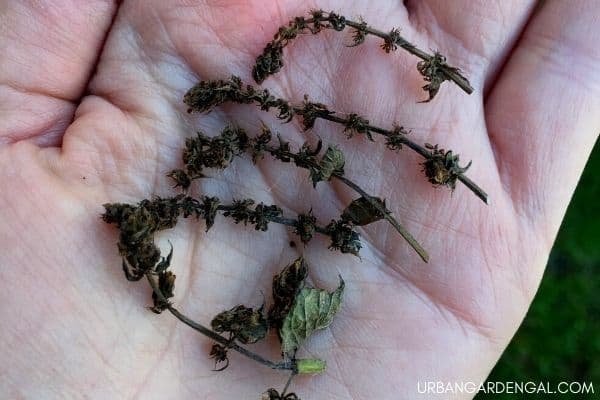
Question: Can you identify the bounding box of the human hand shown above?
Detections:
[1,1,598,398]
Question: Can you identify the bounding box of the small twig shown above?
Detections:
[145,273,294,371]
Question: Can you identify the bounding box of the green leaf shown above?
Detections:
[280,276,345,356]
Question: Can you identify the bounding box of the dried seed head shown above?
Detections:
[253,42,284,84]
[417,52,464,102]
[168,169,192,190]
[385,125,409,151]
[209,343,230,371]
[151,271,176,314]
[103,197,186,281]
[298,97,332,130]
[211,305,268,344]
[199,196,221,231]
[252,203,283,231]
[422,144,472,190]
[223,199,255,225]
[182,127,249,177]
[344,113,372,140]
[183,76,249,113]
[349,17,368,47]
[326,220,362,256]
[294,212,317,244]
[327,12,346,31]
[381,28,401,53]
[101,203,135,227]
[261,388,300,400]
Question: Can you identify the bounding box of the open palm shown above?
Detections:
[1,1,598,399]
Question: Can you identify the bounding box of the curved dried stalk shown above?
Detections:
[252,9,473,101]
[145,273,294,371]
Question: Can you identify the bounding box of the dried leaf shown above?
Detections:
[309,146,345,185]
[280,276,345,356]
[268,257,308,331]
[341,196,387,226]
[151,271,176,314]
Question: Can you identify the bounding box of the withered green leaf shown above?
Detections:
[280,276,345,356]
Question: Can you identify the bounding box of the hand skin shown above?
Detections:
[0,1,598,399]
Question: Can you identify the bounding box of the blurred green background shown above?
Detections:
[476,139,599,399]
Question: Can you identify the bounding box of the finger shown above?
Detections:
[404,0,538,88]
[486,0,600,248]
[0,0,118,146]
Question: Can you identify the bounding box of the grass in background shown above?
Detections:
[476,140,600,399]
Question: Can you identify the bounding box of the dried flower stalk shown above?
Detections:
[103,195,363,259]
[252,9,473,101]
